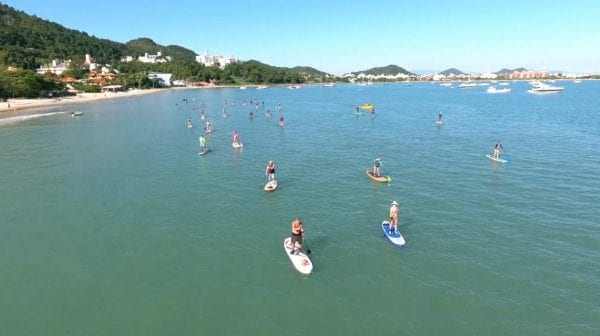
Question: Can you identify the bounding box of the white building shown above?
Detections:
[120,56,134,63]
[147,73,172,87]
[138,52,172,64]
[36,59,72,75]
[195,51,237,69]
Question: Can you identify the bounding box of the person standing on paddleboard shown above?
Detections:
[199,134,206,151]
[265,161,276,181]
[493,140,504,159]
[389,201,400,234]
[233,130,240,144]
[373,157,382,177]
[438,112,443,122]
[290,218,305,255]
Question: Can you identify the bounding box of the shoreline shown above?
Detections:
[0,86,212,120]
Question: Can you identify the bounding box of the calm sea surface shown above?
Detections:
[1,82,599,335]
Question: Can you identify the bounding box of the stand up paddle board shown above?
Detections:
[232,142,243,148]
[283,237,313,275]
[366,171,391,183]
[382,221,405,247]
[486,154,508,163]
[435,120,444,125]
[198,148,210,155]
[264,179,278,192]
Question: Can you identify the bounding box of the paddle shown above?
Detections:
[303,237,311,254]
[380,163,392,183]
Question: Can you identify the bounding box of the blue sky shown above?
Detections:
[4,0,599,74]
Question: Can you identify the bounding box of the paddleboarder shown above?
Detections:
[265,161,276,181]
[199,134,206,152]
[373,157,382,177]
[290,218,305,255]
[493,140,504,159]
[389,201,400,234]
[233,130,240,144]
[438,112,443,122]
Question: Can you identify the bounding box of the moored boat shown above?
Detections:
[487,86,511,94]
[527,82,564,94]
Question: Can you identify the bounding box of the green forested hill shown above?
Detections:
[0,2,329,98]
[352,64,415,76]
[0,3,124,69]
[125,38,197,62]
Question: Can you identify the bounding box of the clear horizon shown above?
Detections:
[3,0,599,75]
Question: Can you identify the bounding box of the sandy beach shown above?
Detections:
[0,88,167,119]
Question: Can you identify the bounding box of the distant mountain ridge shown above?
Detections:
[352,64,416,76]
[438,68,466,76]
[494,67,527,75]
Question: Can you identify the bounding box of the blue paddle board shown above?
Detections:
[382,221,405,247]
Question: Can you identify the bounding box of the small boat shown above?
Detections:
[487,86,511,94]
[288,85,301,89]
[239,86,247,90]
[257,85,269,90]
[360,103,374,111]
[527,82,564,94]
[457,82,476,88]
[264,179,278,192]
[440,82,452,87]
[70,111,83,116]
[366,171,391,183]
[323,83,335,87]
[283,237,313,275]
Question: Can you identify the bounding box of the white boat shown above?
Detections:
[487,86,511,94]
[256,85,269,90]
[457,82,476,88]
[70,111,83,116]
[239,86,247,90]
[440,82,452,87]
[287,85,301,89]
[527,82,564,94]
[323,83,336,87]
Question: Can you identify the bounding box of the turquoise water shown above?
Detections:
[1,82,599,335]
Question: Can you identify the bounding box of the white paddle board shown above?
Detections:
[283,237,313,275]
